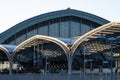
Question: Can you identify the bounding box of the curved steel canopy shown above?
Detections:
[71,22,120,55]
[1,22,120,58]
[0,45,10,60]
[13,35,69,56]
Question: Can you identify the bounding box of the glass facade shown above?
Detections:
[38,25,49,36]
[49,23,59,37]
[5,16,101,45]
[60,21,69,38]
[70,22,80,37]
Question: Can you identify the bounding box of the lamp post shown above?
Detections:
[98,35,116,80]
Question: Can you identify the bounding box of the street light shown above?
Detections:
[98,35,117,80]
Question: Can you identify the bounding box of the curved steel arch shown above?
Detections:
[13,35,69,56]
[71,22,120,55]
[0,9,109,43]
[0,45,10,60]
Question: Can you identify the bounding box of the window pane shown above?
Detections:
[70,22,80,37]
[15,34,26,45]
[27,29,37,38]
[60,22,69,38]
[38,26,48,36]
[81,24,90,35]
[49,23,59,37]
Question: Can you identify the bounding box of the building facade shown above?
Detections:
[1,9,120,75]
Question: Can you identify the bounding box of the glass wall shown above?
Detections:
[81,24,91,35]
[15,34,26,45]
[38,25,48,36]
[70,22,80,37]
[49,23,59,37]
[6,16,101,45]
[27,29,37,39]
[60,21,69,38]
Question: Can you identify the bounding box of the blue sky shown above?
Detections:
[0,0,120,33]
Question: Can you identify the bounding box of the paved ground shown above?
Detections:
[0,73,119,80]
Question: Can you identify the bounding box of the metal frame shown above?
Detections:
[72,22,120,54]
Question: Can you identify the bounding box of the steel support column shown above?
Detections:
[110,41,113,80]
[9,54,13,75]
[68,49,72,75]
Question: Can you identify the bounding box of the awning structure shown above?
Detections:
[1,22,120,60]
[0,45,16,60]
[55,37,77,45]
[13,35,69,56]
[1,45,16,53]
[1,22,120,57]
[72,22,120,57]
[12,35,69,73]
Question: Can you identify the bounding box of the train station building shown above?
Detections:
[0,8,120,76]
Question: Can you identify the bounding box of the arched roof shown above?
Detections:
[13,35,69,56]
[0,8,109,44]
[1,44,16,53]
[0,45,12,60]
[71,22,120,55]
[56,37,77,45]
